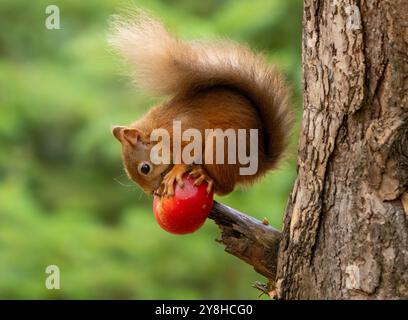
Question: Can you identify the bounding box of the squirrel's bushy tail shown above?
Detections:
[108,9,293,171]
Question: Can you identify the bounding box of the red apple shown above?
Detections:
[153,175,214,234]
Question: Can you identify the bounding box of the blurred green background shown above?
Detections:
[0,0,302,299]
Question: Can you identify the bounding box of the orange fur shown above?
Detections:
[109,9,293,196]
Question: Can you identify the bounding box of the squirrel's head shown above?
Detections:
[112,126,170,195]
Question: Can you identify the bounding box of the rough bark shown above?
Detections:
[275,0,408,299]
[209,201,281,280]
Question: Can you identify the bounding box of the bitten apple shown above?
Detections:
[153,175,214,234]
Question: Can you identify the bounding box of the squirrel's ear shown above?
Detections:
[123,128,140,146]
[112,126,141,146]
[112,126,125,142]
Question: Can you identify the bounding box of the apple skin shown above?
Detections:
[153,175,214,235]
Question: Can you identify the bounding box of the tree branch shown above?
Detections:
[208,201,282,280]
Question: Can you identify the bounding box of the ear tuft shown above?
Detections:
[112,125,126,142]
[112,126,140,146]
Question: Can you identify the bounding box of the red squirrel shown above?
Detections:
[109,10,293,197]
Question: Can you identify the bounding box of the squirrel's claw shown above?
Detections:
[159,164,189,197]
[189,167,214,194]
[158,165,213,197]
[162,180,175,197]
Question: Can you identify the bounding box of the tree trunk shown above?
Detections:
[275,0,408,299]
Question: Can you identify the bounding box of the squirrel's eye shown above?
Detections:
[139,163,151,175]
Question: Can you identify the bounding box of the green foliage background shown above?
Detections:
[0,0,302,299]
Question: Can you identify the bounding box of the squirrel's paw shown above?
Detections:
[160,164,189,197]
[189,167,214,194]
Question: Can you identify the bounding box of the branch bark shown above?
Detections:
[209,201,281,280]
